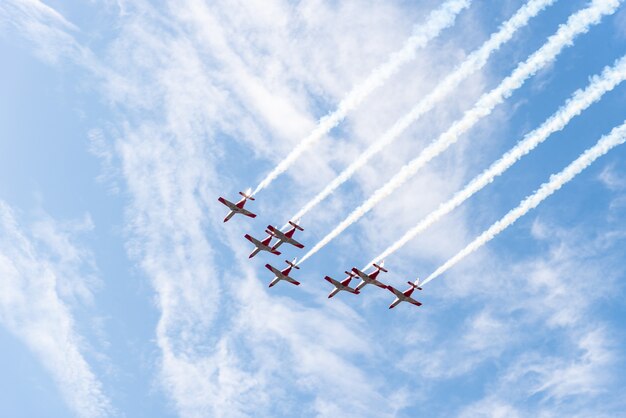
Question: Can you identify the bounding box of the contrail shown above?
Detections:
[252,0,470,195]
[298,0,620,265]
[368,54,626,268]
[289,0,557,223]
[423,120,626,286]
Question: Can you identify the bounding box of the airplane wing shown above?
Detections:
[281,237,304,249]
[244,234,263,247]
[407,298,422,307]
[285,237,304,249]
[351,267,370,281]
[283,276,301,286]
[237,207,256,218]
[386,286,405,298]
[265,264,283,277]
[324,276,342,288]
[266,225,285,239]
[218,197,237,210]
[370,279,387,289]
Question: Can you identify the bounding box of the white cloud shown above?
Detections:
[449,220,625,416]
[88,128,121,194]
[0,0,81,64]
[0,202,112,418]
[8,1,626,417]
[598,163,626,190]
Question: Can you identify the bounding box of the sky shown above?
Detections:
[1,1,626,417]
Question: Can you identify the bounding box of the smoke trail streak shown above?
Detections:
[252,0,470,195]
[368,54,626,268]
[423,120,626,285]
[290,0,557,223]
[298,0,620,265]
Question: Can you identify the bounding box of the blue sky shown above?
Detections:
[1,0,626,417]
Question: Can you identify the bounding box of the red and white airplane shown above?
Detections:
[244,230,281,258]
[266,219,304,250]
[265,258,301,288]
[218,189,257,223]
[386,279,423,309]
[324,271,360,298]
[351,261,388,292]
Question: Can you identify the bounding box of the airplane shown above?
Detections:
[218,189,257,223]
[265,258,301,288]
[266,219,304,250]
[324,271,360,298]
[244,231,281,258]
[351,261,388,292]
[386,279,423,309]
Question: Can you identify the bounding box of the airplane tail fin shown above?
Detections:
[407,281,418,289]
[414,278,423,290]
[239,190,255,201]
[286,259,300,270]
[289,220,304,231]
[345,270,357,278]
[373,263,388,273]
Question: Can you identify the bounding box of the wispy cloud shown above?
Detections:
[289,0,557,224]
[0,202,112,418]
[598,163,626,190]
[425,119,626,284]
[0,0,85,64]
[404,216,625,416]
[298,0,622,265]
[252,0,470,195]
[453,228,622,416]
[370,53,626,268]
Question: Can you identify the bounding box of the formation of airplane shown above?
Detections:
[220,190,423,310]
[218,189,257,223]
[244,219,304,258]
[265,258,301,288]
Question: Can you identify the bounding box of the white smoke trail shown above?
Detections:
[368,54,626,267]
[298,0,620,265]
[423,120,626,285]
[290,0,557,222]
[252,0,470,195]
